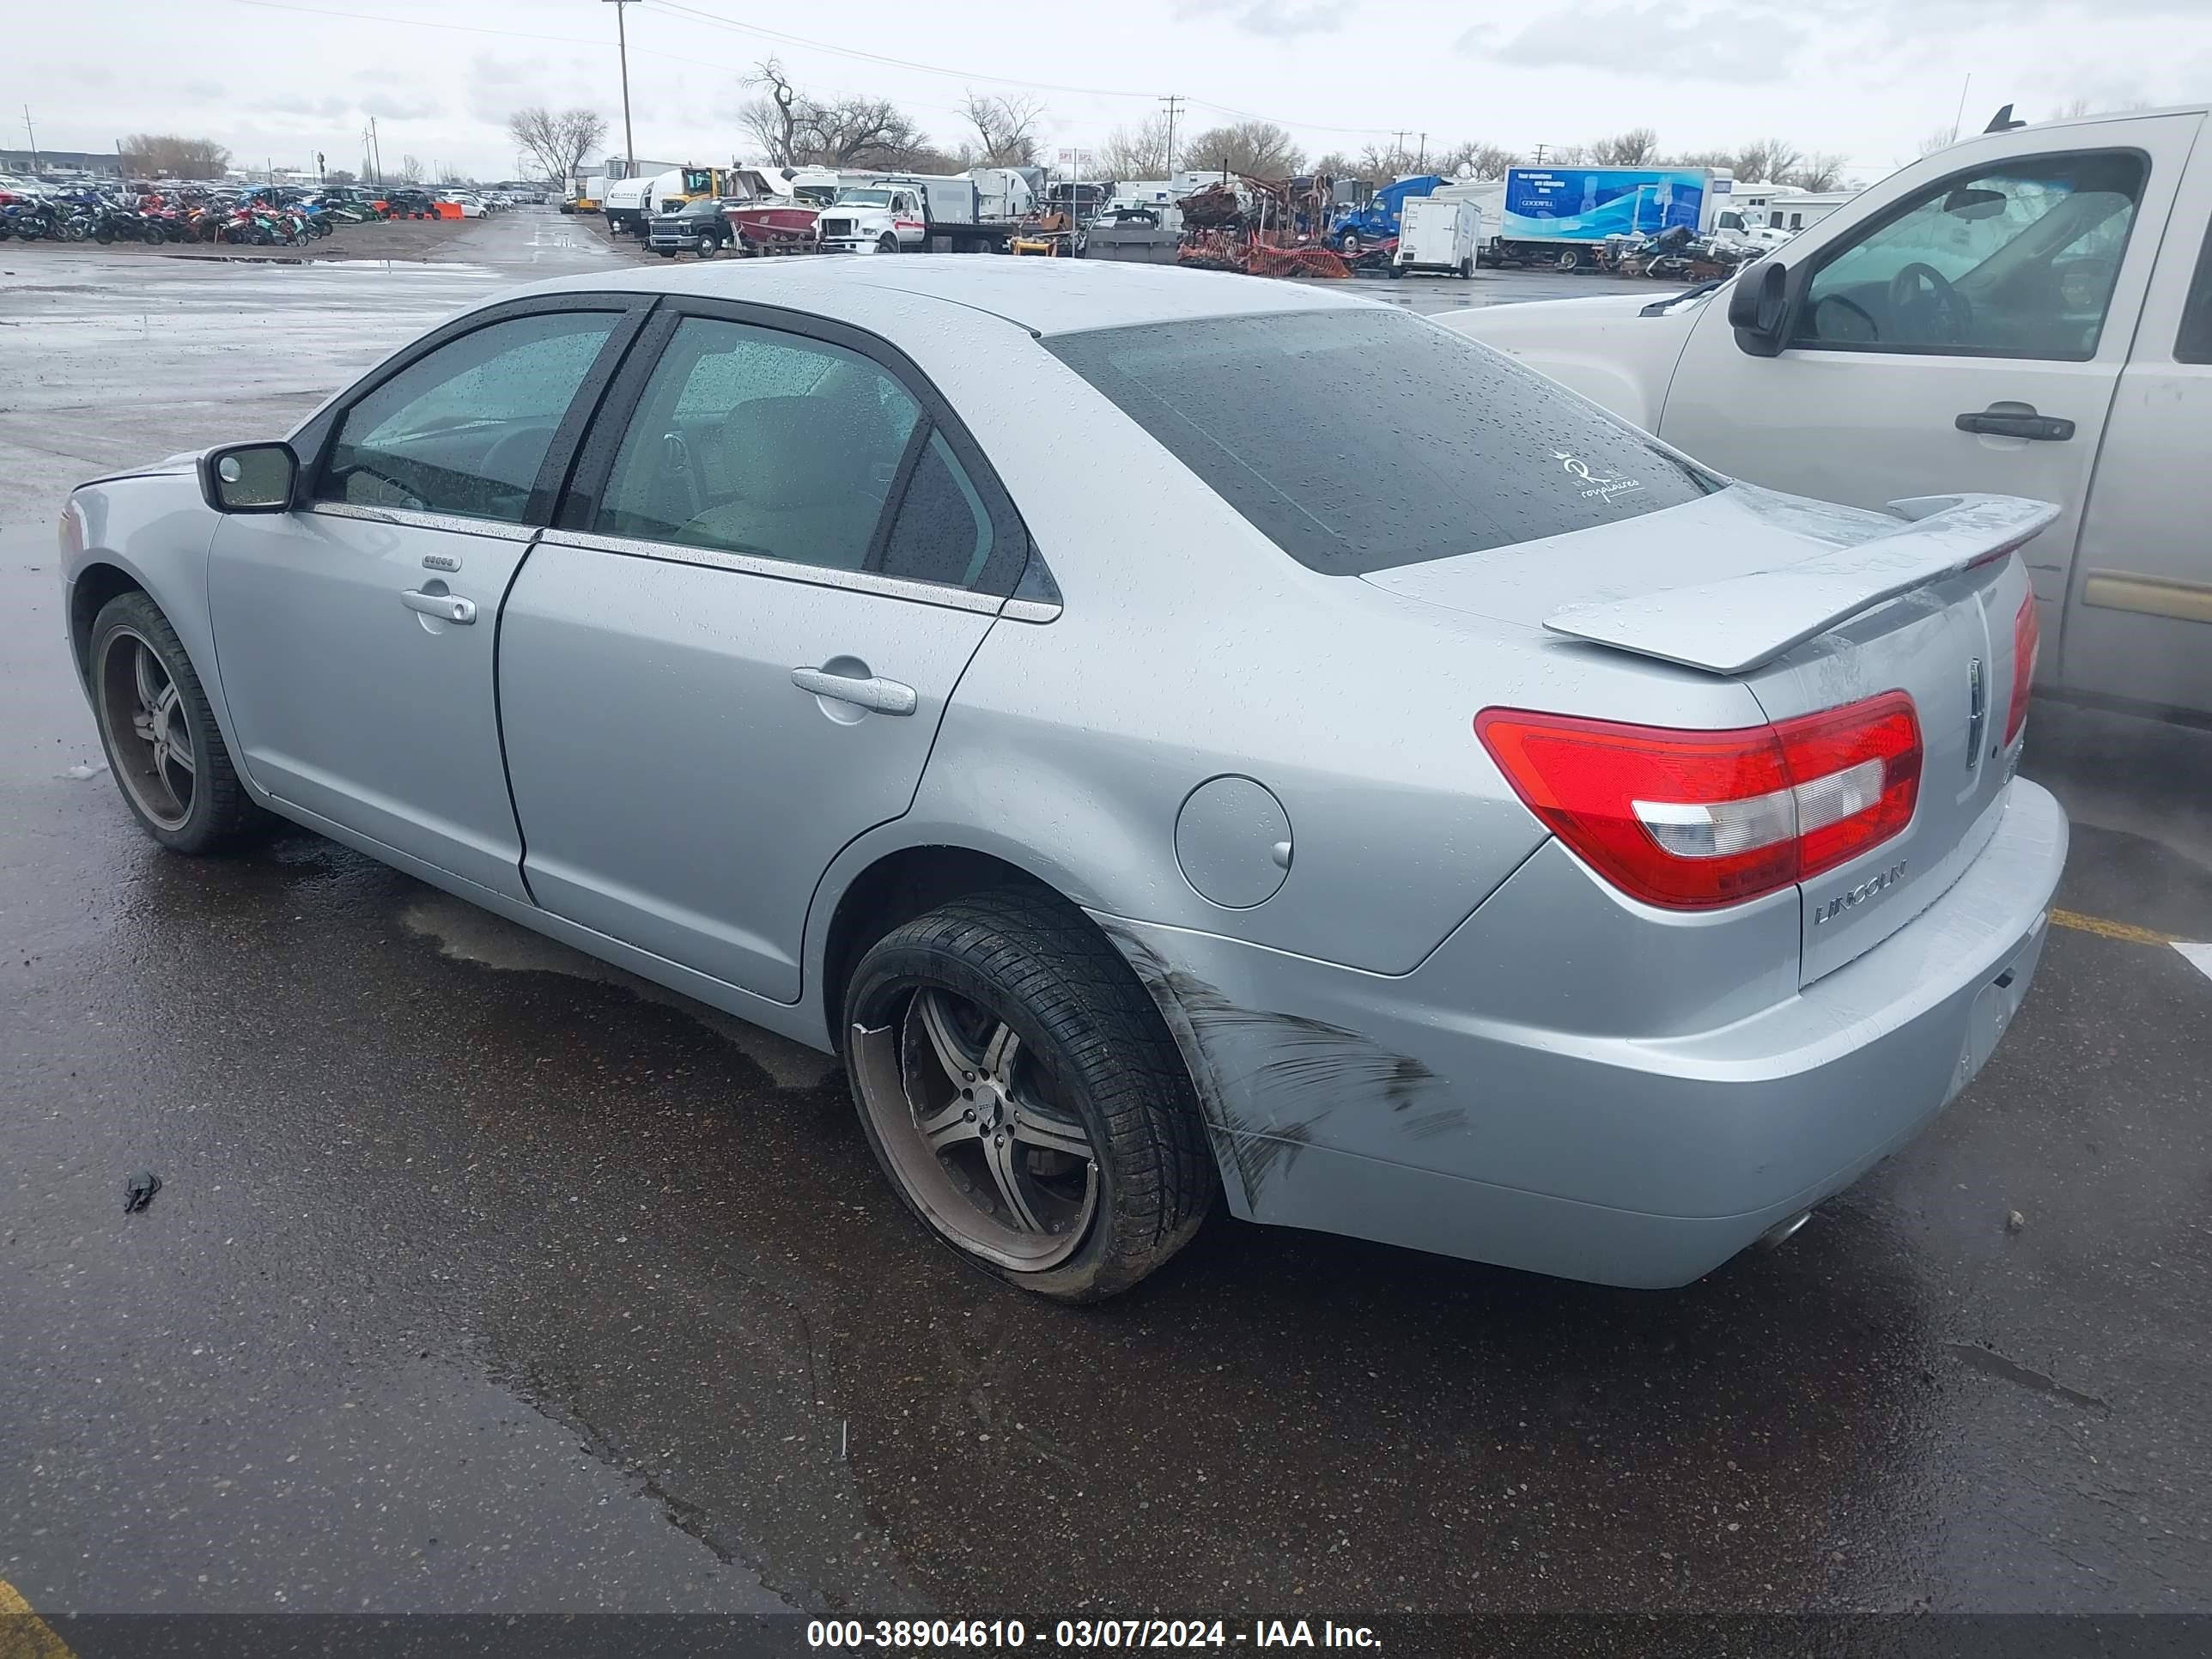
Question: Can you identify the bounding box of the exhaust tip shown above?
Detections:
[1758,1210,1814,1250]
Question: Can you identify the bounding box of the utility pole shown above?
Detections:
[1417,132,1427,168]
[1158,93,1183,176]
[1391,129,1411,163]
[1533,143,1548,166]
[368,117,384,186]
[22,106,39,171]
[605,0,636,179]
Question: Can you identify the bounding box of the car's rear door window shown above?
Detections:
[1045,308,1719,574]
[592,318,921,571]
[588,314,1007,592]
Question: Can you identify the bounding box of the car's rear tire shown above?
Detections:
[842,891,1217,1302]
[88,592,270,855]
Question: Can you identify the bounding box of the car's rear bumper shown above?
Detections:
[1099,779,2067,1287]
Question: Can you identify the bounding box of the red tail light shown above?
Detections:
[1475,693,1923,910]
[2004,592,2039,745]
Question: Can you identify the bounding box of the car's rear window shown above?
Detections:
[1045,308,1721,573]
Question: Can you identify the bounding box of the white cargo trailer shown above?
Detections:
[1392,196,1482,277]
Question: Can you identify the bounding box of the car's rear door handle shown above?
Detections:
[790,665,917,715]
[401,589,476,624]
[1956,407,2075,441]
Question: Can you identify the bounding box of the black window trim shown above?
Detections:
[289,291,659,526]
[2175,203,2212,365]
[1784,145,2154,363]
[554,295,1039,601]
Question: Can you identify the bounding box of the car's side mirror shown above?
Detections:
[200,441,299,513]
[1728,258,1792,357]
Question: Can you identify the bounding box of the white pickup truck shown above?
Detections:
[1440,104,2212,721]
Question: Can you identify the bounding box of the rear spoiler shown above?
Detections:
[1542,494,2060,676]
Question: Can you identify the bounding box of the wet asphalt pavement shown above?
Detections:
[2,211,2208,1632]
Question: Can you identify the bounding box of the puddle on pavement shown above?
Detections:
[400,890,837,1091]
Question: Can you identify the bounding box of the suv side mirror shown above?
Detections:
[200,441,299,513]
[1728,258,1791,357]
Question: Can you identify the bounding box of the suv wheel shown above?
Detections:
[843,892,1216,1301]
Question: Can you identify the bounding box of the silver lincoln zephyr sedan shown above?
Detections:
[60,260,2065,1300]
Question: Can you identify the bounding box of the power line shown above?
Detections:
[643,0,1403,138]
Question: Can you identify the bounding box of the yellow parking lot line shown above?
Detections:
[0,1579,76,1659]
[2050,908,2178,946]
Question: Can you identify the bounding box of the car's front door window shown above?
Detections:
[1793,151,2147,359]
[318,311,618,521]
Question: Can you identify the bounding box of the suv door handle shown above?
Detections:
[790,665,917,716]
[1956,407,2075,441]
[402,589,476,624]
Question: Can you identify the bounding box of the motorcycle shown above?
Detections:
[0,198,60,241]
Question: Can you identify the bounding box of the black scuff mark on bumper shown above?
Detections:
[1097,920,1449,1203]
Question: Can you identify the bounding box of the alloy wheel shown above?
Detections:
[96,629,195,830]
[852,986,1099,1270]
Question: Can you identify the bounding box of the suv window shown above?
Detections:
[318,311,617,521]
[1046,309,1720,574]
[598,316,1001,582]
[1794,150,2147,360]
[2177,212,2212,365]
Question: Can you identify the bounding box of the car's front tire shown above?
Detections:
[843,892,1217,1302]
[88,592,269,855]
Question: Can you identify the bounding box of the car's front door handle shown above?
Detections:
[1955,407,2075,441]
[790,665,917,716]
[401,589,476,624]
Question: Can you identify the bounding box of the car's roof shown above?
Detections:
[513,257,1381,337]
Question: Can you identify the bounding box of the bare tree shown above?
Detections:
[1451,141,1522,179]
[2051,97,2093,119]
[118,133,232,179]
[741,59,806,166]
[1101,114,1176,180]
[739,59,931,170]
[1731,137,1803,185]
[1917,125,1960,156]
[1588,126,1660,167]
[507,106,609,187]
[394,155,425,185]
[1353,142,1420,179]
[812,97,929,167]
[1177,120,1304,179]
[961,91,1045,167]
[325,167,357,187]
[1546,144,1590,166]
[1784,151,1849,191]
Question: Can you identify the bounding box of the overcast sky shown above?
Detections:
[15,0,2212,183]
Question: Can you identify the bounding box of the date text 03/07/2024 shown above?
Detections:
[805,1619,1382,1649]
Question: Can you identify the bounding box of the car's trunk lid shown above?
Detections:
[1363,483,2057,985]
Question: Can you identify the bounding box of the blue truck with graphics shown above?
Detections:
[1496,166,1720,269]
